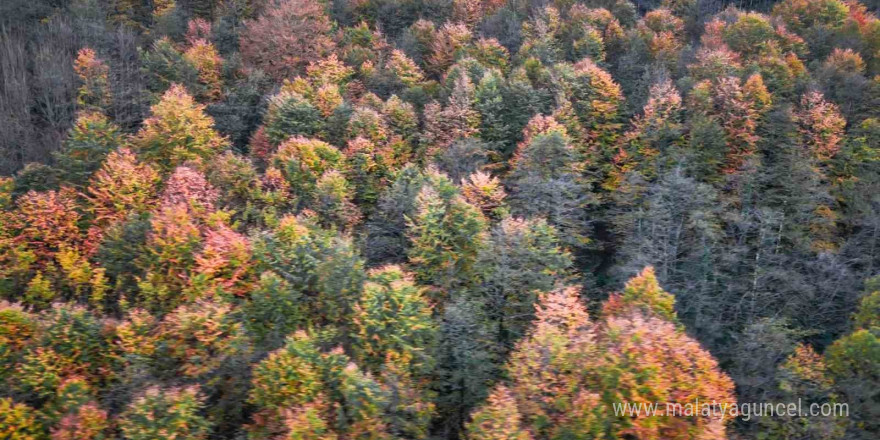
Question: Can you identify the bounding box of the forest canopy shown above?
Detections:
[0,0,878,439]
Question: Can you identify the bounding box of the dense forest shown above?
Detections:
[0,0,878,438]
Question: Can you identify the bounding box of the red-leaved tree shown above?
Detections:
[239,0,336,81]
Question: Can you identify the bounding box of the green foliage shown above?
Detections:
[253,215,365,328]
[41,376,95,425]
[311,170,361,231]
[140,38,202,97]
[3,2,880,439]
[0,303,36,381]
[242,272,307,349]
[773,0,849,34]
[406,176,487,296]
[264,92,325,145]
[118,386,210,440]
[476,217,572,352]
[853,290,880,329]
[722,12,777,59]
[826,329,880,379]
[0,398,43,440]
[16,304,114,400]
[53,113,122,186]
[507,131,590,248]
[825,328,880,436]
[271,137,344,204]
[133,84,229,171]
[352,265,435,374]
[93,213,151,294]
[249,331,324,412]
[157,300,248,378]
[11,164,61,199]
[23,273,55,309]
[248,330,390,439]
[432,296,495,438]
[364,165,435,264]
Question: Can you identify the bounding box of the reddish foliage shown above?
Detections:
[796,91,847,161]
[12,188,82,262]
[240,0,336,80]
[186,18,213,46]
[194,225,255,297]
[87,147,160,227]
[427,22,472,75]
[159,166,219,215]
[248,127,275,164]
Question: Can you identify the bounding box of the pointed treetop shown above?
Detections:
[134,84,228,171]
[604,266,677,322]
[534,286,591,335]
[466,385,533,440]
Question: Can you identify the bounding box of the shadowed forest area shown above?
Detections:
[0,0,878,438]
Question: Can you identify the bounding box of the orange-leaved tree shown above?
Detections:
[470,267,736,440]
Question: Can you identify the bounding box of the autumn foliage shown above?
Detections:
[133,84,228,171]
[1,1,879,439]
[240,0,336,80]
[472,270,736,440]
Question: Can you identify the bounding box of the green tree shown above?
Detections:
[0,303,36,382]
[406,178,487,297]
[270,136,344,206]
[253,215,365,328]
[264,91,325,145]
[140,38,202,98]
[133,84,229,171]
[248,331,389,439]
[118,386,210,440]
[825,290,880,439]
[0,398,43,440]
[311,170,361,232]
[466,386,532,440]
[507,131,591,248]
[352,265,436,375]
[242,272,307,349]
[156,299,248,379]
[53,113,121,187]
[16,304,113,400]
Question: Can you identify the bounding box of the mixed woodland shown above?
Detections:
[0,0,878,438]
